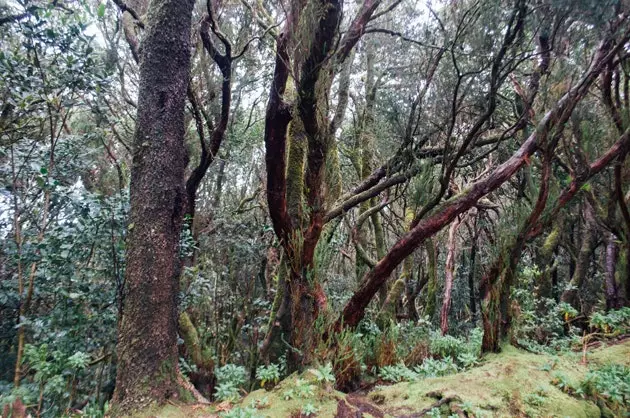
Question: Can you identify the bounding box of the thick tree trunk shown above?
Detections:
[111,0,195,413]
[263,0,381,368]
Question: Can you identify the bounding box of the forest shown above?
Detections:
[1,0,630,416]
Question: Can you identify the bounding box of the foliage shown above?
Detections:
[511,268,582,353]
[589,308,630,334]
[414,357,459,378]
[215,364,248,402]
[0,344,92,417]
[309,363,336,385]
[301,403,319,416]
[255,363,280,388]
[580,364,630,414]
[220,404,264,418]
[378,363,418,383]
[282,378,315,400]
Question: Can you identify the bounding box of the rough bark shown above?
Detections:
[111,0,195,413]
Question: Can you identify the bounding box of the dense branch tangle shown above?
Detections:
[260,0,630,363]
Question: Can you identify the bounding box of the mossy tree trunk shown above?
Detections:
[377,207,415,325]
[440,215,463,334]
[560,203,597,308]
[466,218,479,320]
[535,217,562,301]
[111,0,195,413]
[424,239,439,319]
[263,0,382,369]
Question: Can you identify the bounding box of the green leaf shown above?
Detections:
[97,4,106,18]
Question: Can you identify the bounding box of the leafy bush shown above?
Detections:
[220,405,263,418]
[580,364,630,414]
[301,403,319,416]
[589,308,630,334]
[282,378,316,400]
[511,286,581,353]
[414,357,459,378]
[0,344,95,417]
[429,327,483,369]
[378,363,417,383]
[310,363,336,385]
[255,363,280,388]
[215,364,248,401]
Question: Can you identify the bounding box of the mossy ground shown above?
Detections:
[121,403,216,418]
[122,340,630,417]
[369,345,595,417]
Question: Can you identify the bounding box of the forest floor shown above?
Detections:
[132,339,630,418]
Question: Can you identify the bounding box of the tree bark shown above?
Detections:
[440,216,462,334]
[467,222,478,319]
[560,203,597,308]
[605,232,623,310]
[111,0,195,413]
[263,0,381,368]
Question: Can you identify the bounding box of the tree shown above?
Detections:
[111,0,196,413]
[337,14,630,336]
[262,0,383,368]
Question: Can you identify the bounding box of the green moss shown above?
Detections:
[424,238,438,318]
[121,342,630,417]
[368,344,613,417]
[126,403,216,418]
[238,371,343,418]
[541,223,561,259]
[588,341,630,366]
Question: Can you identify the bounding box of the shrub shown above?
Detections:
[255,363,280,388]
[215,364,248,401]
[580,364,630,414]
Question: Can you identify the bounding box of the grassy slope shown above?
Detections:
[127,340,630,417]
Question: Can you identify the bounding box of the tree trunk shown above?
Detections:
[560,203,597,308]
[111,0,195,413]
[440,216,462,334]
[536,219,562,300]
[377,207,415,325]
[263,0,381,368]
[467,225,478,320]
[424,239,438,319]
[605,233,624,310]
